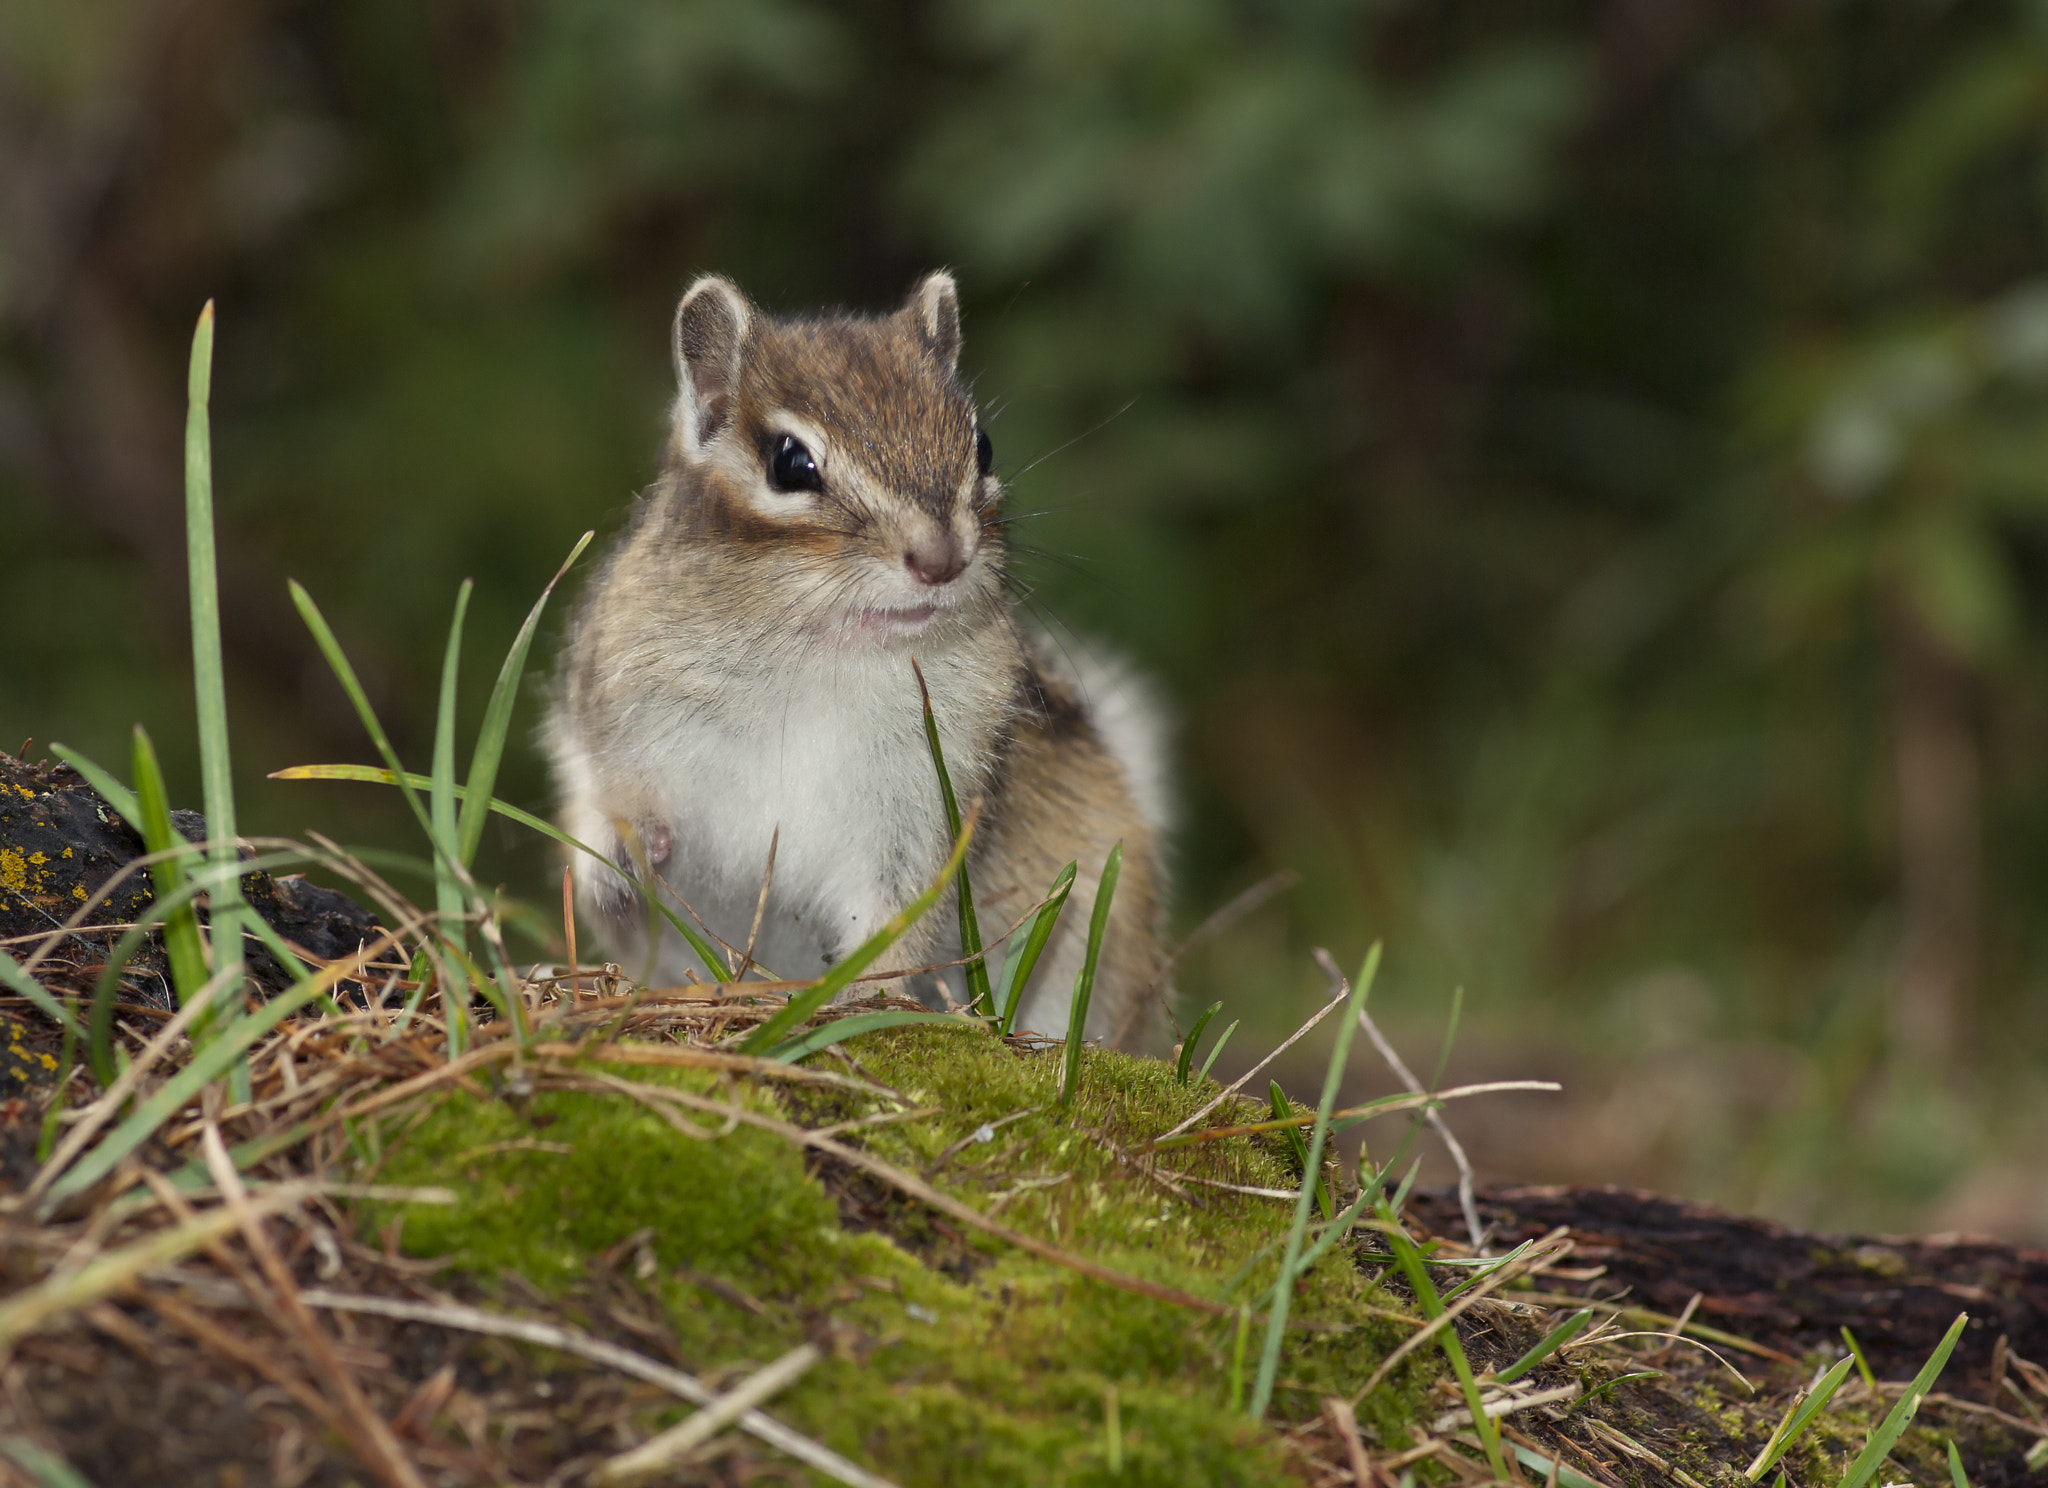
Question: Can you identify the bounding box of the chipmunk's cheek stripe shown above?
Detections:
[694,480,847,557]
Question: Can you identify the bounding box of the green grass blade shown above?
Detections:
[130,727,210,1009]
[1381,1197,1508,1478]
[1291,1154,1396,1273]
[1227,1305,1250,1412]
[1507,1442,1603,1488]
[627,885,725,979]
[738,816,977,1054]
[276,763,561,839]
[1177,1002,1222,1085]
[432,580,473,929]
[183,302,245,985]
[1196,1019,1239,1084]
[912,658,991,1014]
[0,1436,96,1488]
[288,583,437,845]
[47,745,140,830]
[997,861,1076,1034]
[434,930,528,1046]
[1949,1440,1971,1488]
[1269,1081,1332,1220]
[1441,1238,1535,1303]
[1837,1312,1968,1488]
[1496,1308,1593,1383]
[457,530,593,867]
[1307,1120,1427,1284]
[1842,1326,1878,1392]
[1430,984,1464,1090]
[992,923,1032,1026]
[430,580,474,1053]
[1249,942,1379,1419]
[272,763,731,977]
[1742,1356,1855,1479]
[1384,1154,1421,1218]
[0,951,84,1041]
[1573,1370,1663,1413]
[1059,843,1123,1108]
[767,1010,973,1063]
[469,893,531,1047]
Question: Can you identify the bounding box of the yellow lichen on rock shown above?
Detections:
[0,847,24,894]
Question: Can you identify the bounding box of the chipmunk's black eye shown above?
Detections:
[768,435,822,493]
[975,426,993,476]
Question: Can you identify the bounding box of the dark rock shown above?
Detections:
[1411,1182,2048,1385]
[0,750,384,1014]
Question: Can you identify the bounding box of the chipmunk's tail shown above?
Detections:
[1027,628,1175,840]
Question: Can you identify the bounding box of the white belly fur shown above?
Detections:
[558,637,1007,988]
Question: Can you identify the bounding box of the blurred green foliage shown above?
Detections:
[7,0,2048,1228]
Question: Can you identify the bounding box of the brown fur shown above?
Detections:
[975,660,1165,1045]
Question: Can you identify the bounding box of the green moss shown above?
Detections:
[364,1028,1442,1486]
[383,1072,837,1292]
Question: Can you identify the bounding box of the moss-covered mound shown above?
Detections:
[366,1028,1420,1486]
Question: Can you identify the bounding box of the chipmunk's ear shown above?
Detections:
[672,275,751,453]
[905,270,961,373]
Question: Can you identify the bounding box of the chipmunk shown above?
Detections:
[543,271,1169,1043]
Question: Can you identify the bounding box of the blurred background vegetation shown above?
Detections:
[6,0,2048,1238]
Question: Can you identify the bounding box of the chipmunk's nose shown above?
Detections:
[904,532,969,586]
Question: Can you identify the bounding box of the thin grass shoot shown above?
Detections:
[1059,843,1123,1106]
[181,302,246,998]
[738,815,978,1054]
[1379,1200,1508,1478]
[1196,1019,1238,1084]
[1841,1326,1877,1392]
[1837,1312,1968,1488]
[1496,1309,1594,1383]
[911,657,991,1014]
[1248,942,1378,1419]
[1742,1355,1854,1481]
[995,861,1075,1033]
[1176,1001,1221,1085]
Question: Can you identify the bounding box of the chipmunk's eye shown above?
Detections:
[768,435,822,493]
[975,427,993,476]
